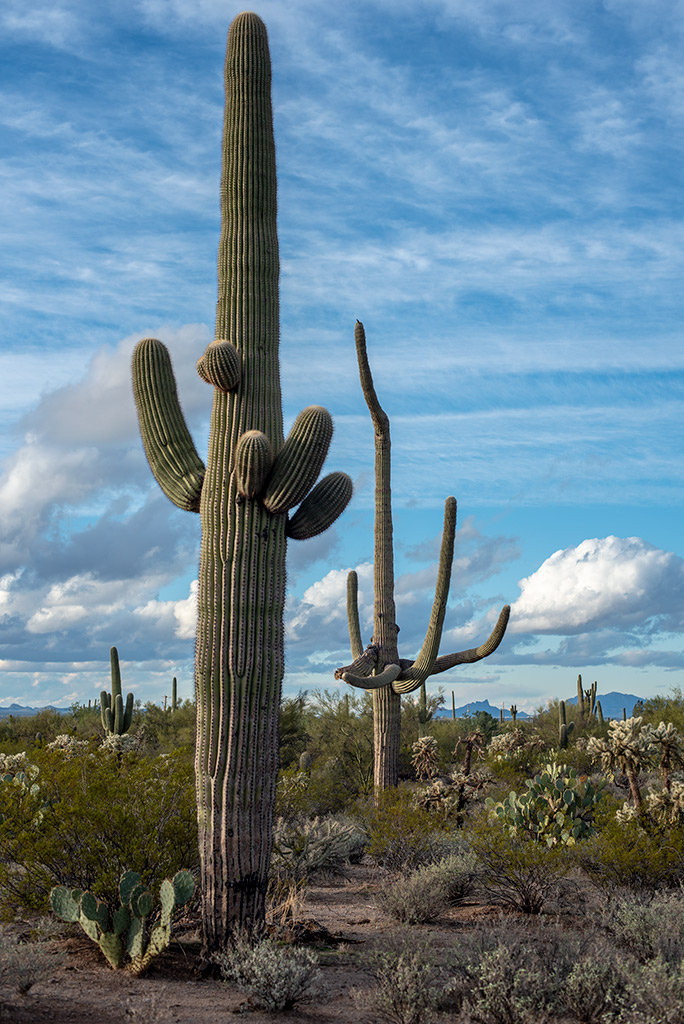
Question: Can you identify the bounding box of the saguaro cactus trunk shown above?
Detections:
[131,13,351,951]
[335,323,509,792]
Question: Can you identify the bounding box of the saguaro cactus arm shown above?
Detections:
[131,13,351,950]
[428,604,511,674]
[132,338,206,512]
[346,570,363,661]
[392,496,457,693]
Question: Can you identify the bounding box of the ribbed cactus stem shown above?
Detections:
[129,13,351,951]
[335,322,509,792]
[171,677,178,712]
[100,646,134,736]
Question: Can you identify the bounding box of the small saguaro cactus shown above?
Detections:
[100,647,134,736]
[577,674,598,719]
[131,14,351,949]
[171,677,178,713]
[335,323,509,792]
[510,704,518,722]
[559,699,575,749]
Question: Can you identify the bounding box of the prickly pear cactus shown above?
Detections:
[486,762,605,847]
[50,869,194,974]
[130,14,351,949]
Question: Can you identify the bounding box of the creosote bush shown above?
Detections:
[469,815,574,914]
[357,784,455,871]
[0,745,197,916]
[214,938,323,1011]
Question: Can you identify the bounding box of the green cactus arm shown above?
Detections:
[113,693,125,735]
[342,663,401,689]
[235,429,274,498]
[286,471,353,540]
[110,646,122,703]
[425,603,511,675]
[346,570,363,661]
[262,405,333,514]
[100,690,111,732]
[391,497,456,693]
[132,337,206,512]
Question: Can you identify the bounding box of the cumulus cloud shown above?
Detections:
[511,536,684,635]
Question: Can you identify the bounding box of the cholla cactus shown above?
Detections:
[47,734,90,757]
[411,735,439,781]
[486,761,605,847]
[0,752,39,788]
[588,717,655,812]
[648,721,684,791]
[645,780,684,826]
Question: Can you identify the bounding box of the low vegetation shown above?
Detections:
[1,685,684,1020]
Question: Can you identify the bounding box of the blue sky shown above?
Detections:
[1,0,683,714]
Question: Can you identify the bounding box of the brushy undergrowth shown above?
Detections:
[356,945,440,1024]
[214,937,323,1011]
[0,745,197,915]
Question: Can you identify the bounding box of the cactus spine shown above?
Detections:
[131,14,350,949]
[334,323,509,792]
[100,647,134,736]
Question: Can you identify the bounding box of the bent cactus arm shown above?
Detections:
[335,321,509,791]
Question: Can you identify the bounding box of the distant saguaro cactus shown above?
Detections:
[131,14,351,949]
[100,647,134,736]
[335,323,509,791]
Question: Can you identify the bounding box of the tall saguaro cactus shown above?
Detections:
[131,13,351,950]
[335,323,509,792]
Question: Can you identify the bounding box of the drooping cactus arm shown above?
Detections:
[343,663,401,689]
[391,497,457,694]
[132,338,206,512]
[427,604,511,675]
[335,644,378,680]
[346,570,363,661]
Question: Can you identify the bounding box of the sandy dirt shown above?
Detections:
[0,863,567,1023]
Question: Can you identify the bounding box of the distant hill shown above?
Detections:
[566,691,643,720]
[0,703,70,719]
[434,699,529,721]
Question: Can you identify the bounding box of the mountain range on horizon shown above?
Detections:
[0,691,646,721]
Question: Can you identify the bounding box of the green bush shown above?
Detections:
[0,745,197,916]
[357,945,440,1024]
[468,815,574,914]
[357,786,454,871]
[603,890,684,964]
[628,957,684,1024]
[578,811,684,893]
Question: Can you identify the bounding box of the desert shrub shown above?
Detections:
[356,945,440,1024]
[357,786,454,871]
[0,745,197,915]
[269,814,366,899]
[375,863,448,924]
[421,846,479,906]
[577,812,684,893]
[460,940,562,1024]
[468,816,574,914]
[214,938,323,1011]
[562,955,629,1023]
[274,761,355,819]
[625,956,684,1024]
[0,935,59,996]
[603,890,684,964]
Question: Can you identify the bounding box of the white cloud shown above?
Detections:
[511,536,684,635]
